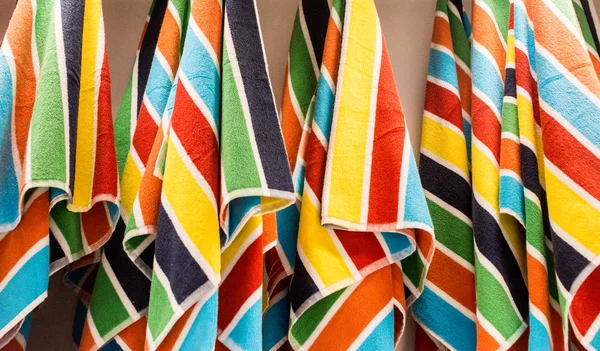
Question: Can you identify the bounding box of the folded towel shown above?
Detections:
[0,0,119,345]
[529,0,600,349]
[77,0,188,349]
[470,0,530,348]
[410,1,476,350]
[286,0,434,349]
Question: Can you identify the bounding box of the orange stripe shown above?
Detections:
[79,318,97,351]
[427,249,476,312]
[115,317,146,351]
[156,10,181,75]
[500,138,522,175]
[193,0,222,62]
[473,3,507,72]
[432,16,454,52]
[457,65,472,116]
[526,254,550,317]
[309,267,392,350]
[321,17,341,82]
[281,68,302,170]
[476,321,501,351]
[81,204,111,249]
[156,307,195,351]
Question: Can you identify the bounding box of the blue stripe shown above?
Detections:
[313,76,335,140]
[499,176,525,222]
[357,311,394,351]
[528,313,551,351]
[228,196,261,241]
[262,294,290,351]
[428,48,460,90]
[227,298,262,351]
[590,329,600,351]
[536,54,600,148]
[472,47,504,114]
[381,232,414,257]
[180,27,221,127]
[276,206,299,268]
[180,293,218,351]
[144,56,173,116]
[0,245,50,329]
[0,53,19,227]
[404,150,434,228]
[412,287,476,351]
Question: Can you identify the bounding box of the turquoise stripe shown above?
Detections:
[412,287,476,351]
[0,53,19,227]
[528,313,552,351]
[276,206,299,268]
[472,47,504,114]
[227,298,262,351]
[499,176,526,222]
[313,75,335,140]
[513,4,537,72]
[262,294,290,351]
[381,232,414,257]
[428,48,460,90]
[145,56,173,116]
[0,245,49,330]
[228,196,260,240]
[590,329,600,351]
[536,54,600,148]
[357,311,394,351]
[180,293,218,351]
[404,150,434,228]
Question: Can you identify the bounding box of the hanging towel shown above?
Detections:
[0,0,119,346]
[470,0,530,349]
[263,0,331,349]
[500,1,567,349]
[76,0,188,349]
[572,0,600,76]
[288,0,434,349]
[528,0,600,349]
[410,1,476,350]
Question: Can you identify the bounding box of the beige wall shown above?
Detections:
[0,0,595,349]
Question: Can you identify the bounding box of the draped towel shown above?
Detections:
[0,0,118,347]
[527,0,600,349]
[80,0,295,350]
[286,0,434,349]
[411,1,476,350]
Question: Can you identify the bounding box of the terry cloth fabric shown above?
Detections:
[0,314,31,351]
[287,0,434,349]
[501,1,567,349]
[572,0,600,75]
[0,0,119,346]
[262,0,332,349]
[83,0,295,349]
[471,0,530,349]
[77,0,188,350]
[410,1,476,350]
[528,0,600,349]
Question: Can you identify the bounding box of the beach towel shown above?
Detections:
[0,0,119,346]
[287,0,434,349]
[262,0,331,349]
[470,0,530,348]
[411,1,476,350]
[528,0,600,349]
[572,0,600,75]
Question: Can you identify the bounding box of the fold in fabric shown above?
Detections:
[411,1,476,350]
[0,0,118,347]
[527,0,600,349]
[80,0,295,349]
[284,0,434,349]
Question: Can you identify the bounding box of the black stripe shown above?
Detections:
[60,0,85,194]
[226,0,294,193]
[551,228,590,291]
[519,146,553,240]
[504,67,516,98]
[156,205,210,304]
[449,0,464,13]
[419,154,472,218]
[137,0,169,113]
[103,219,150,312]
[473,200,529,318]
[581,0,600,56]
[301,0,330,67]
[49,229,67,265]
[290,258,321,313]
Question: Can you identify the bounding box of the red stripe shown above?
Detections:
[132,105,159,166]
[472,94,501,160]
[334,230,386,272]
[424,81,464,130]
[571,266,600,335]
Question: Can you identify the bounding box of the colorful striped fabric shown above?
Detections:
[528,0,600,349]
[78,0,187,349]
[0,315,31,351]
[288,0,434,349]
[0,0,118,346]
[411,0,476,350]
[471,0,530,348]
[573,0,600,75]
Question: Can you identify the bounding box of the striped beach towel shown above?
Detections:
[0,0,118,346]
[471,0,530,348]
[288,0,434,349]
[528,0,600,349]
[78,0,188,349]
[411,1,476,350]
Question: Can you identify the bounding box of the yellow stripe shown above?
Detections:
[162,139,221,274]
[120,156,143,215]
[546,168,600,255]
[421,117,470,175]
[298,192,353,287]
[221,216,261,272]
[325,0,378,223]
[472,145,500,212]
[71,0,101,209]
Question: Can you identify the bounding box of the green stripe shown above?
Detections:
[115,75,133,178]
[89,265,131,338]
[479,0,510,42]
[574,2,598,52]
[221,43,262,191]
[449,6,471,68]
[427,199,474,263]
[402,250,426,289]
[148,271,175,340]
[549,0,578,27]
[289,12,318,116]
[51,202,83,254]
[291,288,345,345]
[501,102,519,135]
[475,257,523,339]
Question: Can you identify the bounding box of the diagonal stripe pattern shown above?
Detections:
[411,1,477,350]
